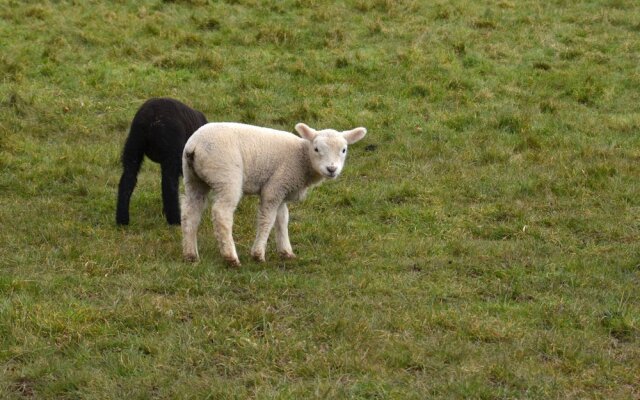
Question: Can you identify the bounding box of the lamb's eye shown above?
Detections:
[342,148,346,154]
[314,147,319,153]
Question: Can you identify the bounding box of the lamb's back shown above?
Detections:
[186,123,307,194]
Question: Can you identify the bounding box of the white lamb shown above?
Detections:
[181,122,367,267]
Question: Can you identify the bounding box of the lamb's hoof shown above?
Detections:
[184,254,199,263]
[279,252,296,260]
[225,257,241,268]
[251,253,266,263]
[116,218,129,226]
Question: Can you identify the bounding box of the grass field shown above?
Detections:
[1,0,639,398]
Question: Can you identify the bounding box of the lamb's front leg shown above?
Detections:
[161,161,181,225]
[251,198,281,262]
[275,203,295,259]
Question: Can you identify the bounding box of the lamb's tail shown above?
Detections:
[184,149,196,172]
[183,144,207,184]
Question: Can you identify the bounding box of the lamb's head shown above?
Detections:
[295,123,367,179]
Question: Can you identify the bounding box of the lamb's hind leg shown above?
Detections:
[116,134,144,225]
[211,183,242,267]
[275,203,295,259]
[181,169,210,262]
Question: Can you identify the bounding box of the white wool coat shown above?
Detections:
[184,123,324,202]
[181,121,366,266]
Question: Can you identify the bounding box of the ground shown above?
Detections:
[0,0,639,398]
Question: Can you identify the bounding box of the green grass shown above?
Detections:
[1,0,639,398]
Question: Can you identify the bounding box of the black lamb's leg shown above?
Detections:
[161,160,182,225]
[116,135,144,225]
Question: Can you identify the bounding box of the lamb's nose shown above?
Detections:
[327,166,337,174]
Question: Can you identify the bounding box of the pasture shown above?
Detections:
[1,0,639,398]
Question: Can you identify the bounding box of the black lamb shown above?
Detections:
[116,98,207,225]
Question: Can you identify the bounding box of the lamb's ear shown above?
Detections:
[343,127,367,144]
[295,123,317,141]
